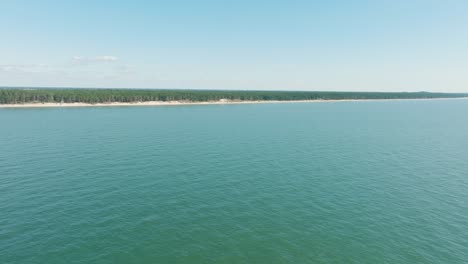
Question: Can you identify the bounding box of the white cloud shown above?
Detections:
[0,64,50,73]
[72,56,84,62]
[72,55,119,64]
[95,56,118,62]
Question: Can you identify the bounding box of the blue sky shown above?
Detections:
[1,0,468,91]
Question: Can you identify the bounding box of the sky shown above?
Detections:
[1,0,468,92]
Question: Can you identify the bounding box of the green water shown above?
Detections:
[1,100,468,263]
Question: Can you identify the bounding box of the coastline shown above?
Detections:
[1,97,467,108]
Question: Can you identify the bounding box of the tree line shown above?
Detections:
[1,88,467,104]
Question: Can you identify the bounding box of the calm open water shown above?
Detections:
[1,100,468,263]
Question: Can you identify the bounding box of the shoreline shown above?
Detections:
[1,97,467,108]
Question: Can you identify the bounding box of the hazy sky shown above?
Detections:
[1,0,468,92]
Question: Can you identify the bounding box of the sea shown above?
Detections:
[1,99,467,263]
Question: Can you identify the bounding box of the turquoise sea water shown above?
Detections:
[1,100,468,263]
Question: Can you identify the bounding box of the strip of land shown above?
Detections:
[1,88,467,108]
[1,98,468,108]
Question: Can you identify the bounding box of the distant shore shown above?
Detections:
[1,97,468,108]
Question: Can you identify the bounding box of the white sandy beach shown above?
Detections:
[0,97,467,108]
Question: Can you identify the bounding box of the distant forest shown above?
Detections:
[1,88,467,104]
